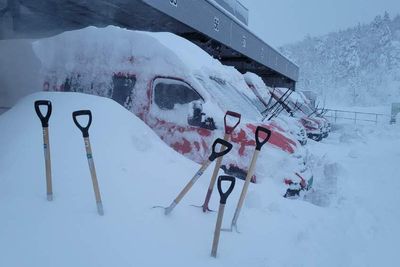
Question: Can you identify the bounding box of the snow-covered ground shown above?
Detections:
[1,92,399,267]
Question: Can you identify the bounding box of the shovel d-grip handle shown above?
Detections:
[208,138,233,162]
[255,126,272,151]
[72,110,92,138]
[34,100,52,127]
[224,111,241,134]
[217,175,235,204]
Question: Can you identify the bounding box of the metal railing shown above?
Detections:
[322,109,391,125]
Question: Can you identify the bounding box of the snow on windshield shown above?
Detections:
[147,31,267,122]
[244,72,273,104]
[196,75,262,121]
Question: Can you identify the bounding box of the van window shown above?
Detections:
[112,75,136,107]
[197,76,262,121]
[153,79,202,110]
[151,78,205,126]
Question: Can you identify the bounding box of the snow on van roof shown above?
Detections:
[243,72,264,88]
[33,26,242,88]
[146,31,264,118]
[33,26,263,121]
[33,26,249,97]
[243,72,273,102]
[145,31,244,84]
[33,26,198,89]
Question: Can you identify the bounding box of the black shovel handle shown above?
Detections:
[208,138,233,162]
[34,100,52,127]
[217,175,235,204]
[224,111,241,134]
[255,126,272,151]
[72,110,92,138]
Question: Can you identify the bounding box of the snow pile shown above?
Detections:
[0,92,300,267]
[33,26,215,118]
[243,72,273,103]
[146,31,264,120]
[33,26,265,123]
[1,92,399,266]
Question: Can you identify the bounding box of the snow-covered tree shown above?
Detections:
[280,12,400,106]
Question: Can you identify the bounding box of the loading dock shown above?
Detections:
[0,0,298,88]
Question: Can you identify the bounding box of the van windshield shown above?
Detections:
[196,76,262,121]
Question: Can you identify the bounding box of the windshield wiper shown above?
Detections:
[263,89,293,121]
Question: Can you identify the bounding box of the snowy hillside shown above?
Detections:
[281,12,400,107]
[1,92,400,266]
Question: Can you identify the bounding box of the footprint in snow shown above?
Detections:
[348,149,359,158]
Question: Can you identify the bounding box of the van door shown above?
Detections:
[147,77,216,163]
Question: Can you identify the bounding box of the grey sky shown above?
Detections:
[240,0,400,47]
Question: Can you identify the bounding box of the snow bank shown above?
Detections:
[0,92,304,267]
[1,92,399,266]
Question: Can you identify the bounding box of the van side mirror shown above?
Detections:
[202,117,216,130]
[188,101,216,130]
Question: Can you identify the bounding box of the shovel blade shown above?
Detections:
[190,204,216,213]
[97,201,104,216]
[221,224,240,233]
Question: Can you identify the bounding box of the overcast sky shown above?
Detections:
[240,0,400,48]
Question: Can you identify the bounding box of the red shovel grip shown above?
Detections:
[224,111,241,134]
[255,126,272,151]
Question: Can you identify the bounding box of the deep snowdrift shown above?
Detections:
[1,92,399,267]
[0,92,302,267]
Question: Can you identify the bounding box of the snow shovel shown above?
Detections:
[226,126,271,232]
[34,100,53,201]
[199,111,241,212]
[211,175,235,258]
[72,110,104,216]
[159,138,233,215]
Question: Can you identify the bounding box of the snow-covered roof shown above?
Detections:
[33,26,194,84]
[243,72,273,102]
[33,26,265,121]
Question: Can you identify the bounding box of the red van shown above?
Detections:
[34,26,312,195]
